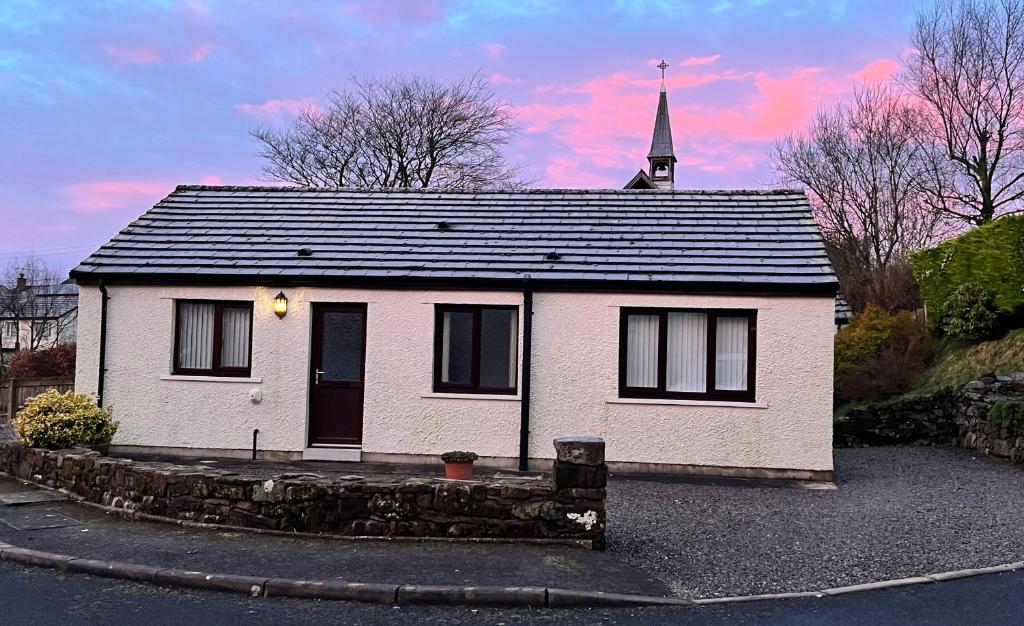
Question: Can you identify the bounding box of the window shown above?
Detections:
[619,308,756,402]
[173,300,253,377]
[32,321,53,341]
[433,305,518,394]
[2,321,15,337]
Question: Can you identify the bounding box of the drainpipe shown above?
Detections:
[518,276,533,472]
[96,281,109,408]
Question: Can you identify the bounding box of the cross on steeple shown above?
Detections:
[657,59,669,80]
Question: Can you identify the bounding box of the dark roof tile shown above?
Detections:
[71,186,837,291]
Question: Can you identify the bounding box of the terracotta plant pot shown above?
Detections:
[444,461,474,480]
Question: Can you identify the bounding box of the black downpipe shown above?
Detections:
[518,276,533,472]
[96,282,109,408]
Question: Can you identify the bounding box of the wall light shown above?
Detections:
[273,291,288,319]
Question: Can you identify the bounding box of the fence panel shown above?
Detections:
[0,377,75,424]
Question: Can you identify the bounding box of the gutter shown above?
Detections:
[96,281,109,408]
[518,276,533,472]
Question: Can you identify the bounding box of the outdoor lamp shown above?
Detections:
[273,291,288,319]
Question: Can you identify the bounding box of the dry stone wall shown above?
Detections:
[0,437,607,548]
[835,374,1024,463]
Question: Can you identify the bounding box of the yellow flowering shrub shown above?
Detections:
[13,389,117,450]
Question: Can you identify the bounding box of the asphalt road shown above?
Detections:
[1,560,1023,625]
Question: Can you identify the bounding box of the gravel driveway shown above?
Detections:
[607,447,1024,599]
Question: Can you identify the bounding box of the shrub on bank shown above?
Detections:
[13,389,117,450]
[939,282,1001,339]
[835,307,929,401]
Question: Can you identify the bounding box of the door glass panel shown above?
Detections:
[441,311,473,384]
[479,309,517,389]
[321,311,363,381]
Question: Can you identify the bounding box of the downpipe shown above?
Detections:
[518,276,533,472]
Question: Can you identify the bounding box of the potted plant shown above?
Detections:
[441,451,479,480]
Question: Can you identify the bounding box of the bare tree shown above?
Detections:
[250,73,528,189]
[774,87,947,260]
[905,0,1024,224]
[0,258,76,354]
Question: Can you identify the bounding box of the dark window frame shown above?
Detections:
[618,307,757,403]
[173,299,254,377]
[433,304,519,395]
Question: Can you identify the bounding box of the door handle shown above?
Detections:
[315,369,325,384]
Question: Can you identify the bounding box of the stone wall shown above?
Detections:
[0,437,607,549]
[835,374,1024,462]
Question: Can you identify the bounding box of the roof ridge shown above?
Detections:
[173,185,806,196]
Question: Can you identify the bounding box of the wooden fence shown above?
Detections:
[0,377,75,423]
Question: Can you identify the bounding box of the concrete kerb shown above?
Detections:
[0,539,689,607]
[3,537,1024,610]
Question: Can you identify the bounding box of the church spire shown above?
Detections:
[647,59,677,189]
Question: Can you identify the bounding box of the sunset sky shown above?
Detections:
[0,0,918,273]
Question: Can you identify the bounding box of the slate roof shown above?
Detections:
[835,294,853,323]
[0,282,78,320]
[70,186,838,293]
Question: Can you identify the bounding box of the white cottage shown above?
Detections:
[70,184,837,481]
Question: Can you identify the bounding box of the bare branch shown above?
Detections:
[904,0,1024,224]
[250,72,531,190]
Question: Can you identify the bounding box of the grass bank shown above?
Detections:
[910,329,1024,394]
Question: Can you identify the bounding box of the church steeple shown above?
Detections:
[647,59,677,189]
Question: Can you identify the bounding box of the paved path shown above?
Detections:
[1,559,1023,624]
[0,476,668,597]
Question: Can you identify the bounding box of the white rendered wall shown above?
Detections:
[74,284,834,472]
[529,292,835,472]
[75,285,523,457]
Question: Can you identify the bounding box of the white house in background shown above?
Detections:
[68,83,838,480]
[0,278,78,367]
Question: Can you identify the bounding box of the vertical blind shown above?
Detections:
[440,310,474,384]
[221,306,252,368]
[626,314,659,388]
[666,312,707,392]
[715,316,749,391]
[624,309,752,396]
[176,302,252,372]
[177,302,215,370]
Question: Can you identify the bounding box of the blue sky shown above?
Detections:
[0,0,919,273]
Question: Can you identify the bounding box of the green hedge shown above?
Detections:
[910,215,1024,324]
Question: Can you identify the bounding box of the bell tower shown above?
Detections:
[647,59,677,189]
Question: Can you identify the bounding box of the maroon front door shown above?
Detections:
[308,304,366,446]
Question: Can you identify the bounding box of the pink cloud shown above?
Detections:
[63,180,170,213]
[544,157,619,188]
[189,44,213,63]
[849,58,900,83]
[234,98,318,120]
[516,63,857,187]
[486,43,507,59]
[489,72,522,85]
[102,44,162,65]
[199,175,223,185]
[680,54,721,67]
